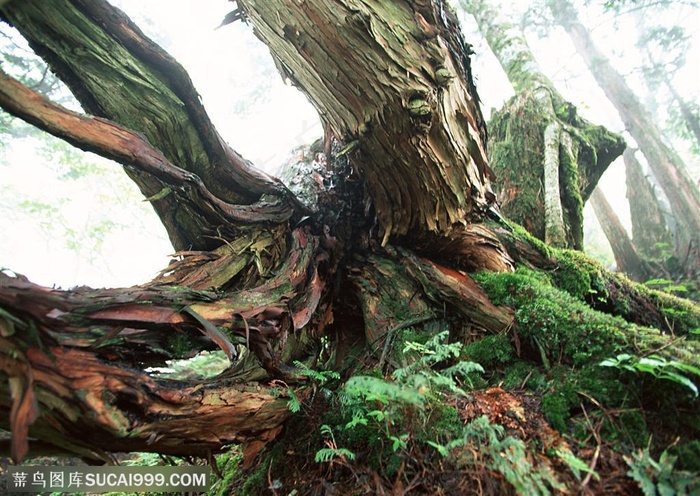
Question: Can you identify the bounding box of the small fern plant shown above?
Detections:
[285,361,340,413]
[315,424,355,466]
[337,330,484,459]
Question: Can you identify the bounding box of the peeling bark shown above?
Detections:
[0,229,328,460]
[240,0,495,242]
[1,339,289,461]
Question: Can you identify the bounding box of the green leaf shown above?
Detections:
[390,434,408,452]
[345,414,368,429]
[427,440,449,457]
[314,448,337,463]
[555,448,600,482]
[367,410,386,421]
[658,371,698,397]
[668,361,700,377]
[287,390,301,413]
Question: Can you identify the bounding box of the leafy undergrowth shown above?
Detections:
[220,317,700,495]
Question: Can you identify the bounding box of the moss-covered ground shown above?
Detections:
[218,267,700,493]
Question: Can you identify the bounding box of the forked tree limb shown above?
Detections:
[0,228,327,462]
[0,69,295,228]
[71,0,287,200]
[1,338,290,462]
[0,0,301,250]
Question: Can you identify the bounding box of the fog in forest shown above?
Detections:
[1,0,698,289]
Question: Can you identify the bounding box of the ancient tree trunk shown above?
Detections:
[548,0,700,277]
[1,2,699,486]
[0,0,516,462]
[241,0,495,244]
[460,0,625,250]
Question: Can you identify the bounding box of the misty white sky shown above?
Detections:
[0,0,698,287]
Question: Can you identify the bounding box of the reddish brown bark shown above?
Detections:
[0,226,328,461]
[0,69,293,228]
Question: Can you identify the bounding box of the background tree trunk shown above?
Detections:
[548,0,700,278]
[624,148,674,262]
[589,188,651,282]
[461,0,625,250]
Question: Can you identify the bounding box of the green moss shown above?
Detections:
[557,135,584,250]
[210,450,243,496]
[476,267,632,367]
[549,249,607,302]
[426,405,463,440]
[615,411,649,448]
[502,361,546,390]
[489,89,624,250]
[540,365,634,440]
[489,94,547,241]
[541,393,570,432]
[474,267,700,454]
[463,334,514,368]
[649,289,700,336]
[238,456,271,496]
[509,222,553,259]
[475,267,700,369]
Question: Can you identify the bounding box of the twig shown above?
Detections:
[208,450,222,480]
[580,402,601,488]
[267,456,278,496]
[577,390,616,430]
[640,335,683,358]
[376,314,434,369]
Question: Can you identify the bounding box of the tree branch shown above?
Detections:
[71,0,287,200]
[0,0,301,250]
[0,68,294,228]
